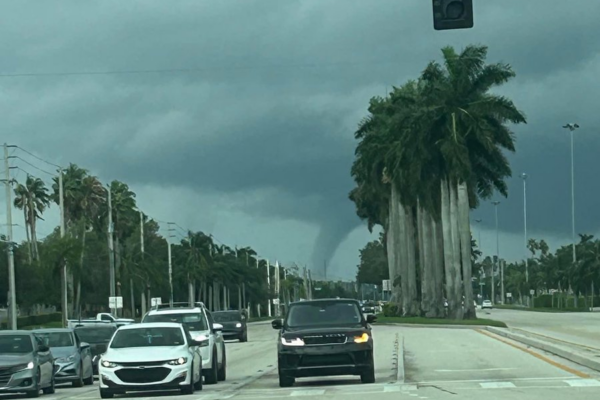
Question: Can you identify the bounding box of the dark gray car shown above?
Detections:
[74,324,116,375]
[33,328,94,387]
[0,331,55,397]
[212,310,248,342]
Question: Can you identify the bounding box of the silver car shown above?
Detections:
[33,329,94,387]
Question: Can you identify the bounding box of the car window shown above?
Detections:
[75,327,116,343]
[0,335,34,354]
[100,314,112,321]
[35,332,74,347]
[212,312,241,322]
[110,327,185,348]
[205,310,216,332]
[286,302,362,328]
[143,312,209,331]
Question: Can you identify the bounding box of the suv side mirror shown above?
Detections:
[80,342,90,350]
[271,319,283,330]
[192,339,209,347]
[212,323,223,332]
[366,314,377,323]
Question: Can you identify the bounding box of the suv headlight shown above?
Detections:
[101,360,118,368]
[354,333,370,344]
[235,323,242,328]
[168,357,188,365]
[281,337,305,347]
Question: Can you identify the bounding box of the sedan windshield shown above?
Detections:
[75,327,116,343]
[110,327,185,348]
[212,312,241,323]
[143,313,208,331]
[0,335,33,354]
[35,332,74,347]
[286,302,362,328]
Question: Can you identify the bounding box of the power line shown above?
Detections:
[12,146,61,169]
[11,157,56,177]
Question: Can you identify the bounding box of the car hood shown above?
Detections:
[50,346,78,359]
[104,346,188,362]
[0,354,33,367]
[283,326,365,336]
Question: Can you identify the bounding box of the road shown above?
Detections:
[482,308,600,349]
[20,321,600,400]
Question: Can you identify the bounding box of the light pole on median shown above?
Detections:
[521,173,529,283]
[492,201,501,304]
[563,123,579,266]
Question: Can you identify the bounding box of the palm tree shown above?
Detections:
[14,175,51,261]
[13,183,32,263]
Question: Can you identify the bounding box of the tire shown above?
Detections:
[43,376,55,395]
[278,372,295,388]
[193,364,203,391]
[239,331,248,342]
[26,372,40,398]
[83,368,94,385]
[217,345,226,381]
[72,365,84,387]
[360,352,376,384]
[204,348,218,385]
[99,389,114,399]
[180,368,195,396]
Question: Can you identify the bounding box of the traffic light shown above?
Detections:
[432,0,474,31]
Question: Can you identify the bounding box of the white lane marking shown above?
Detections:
[290,389,326,396]
[564,379,600,387]
[383,385,401,392]
[414,376,570,384]
[435,368,516,372]
[479,382,516,389]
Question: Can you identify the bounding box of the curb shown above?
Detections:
[376,322,505,329]
[486,326,600,372]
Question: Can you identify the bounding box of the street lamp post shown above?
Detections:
[492,201,501,304]
[563,123,579,265]
[521,173,529,283]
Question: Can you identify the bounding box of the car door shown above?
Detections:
[34,335,53,385]
[205,311,224,363]
[74,331,92,378]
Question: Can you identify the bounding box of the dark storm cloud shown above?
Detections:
[2,0,600,274]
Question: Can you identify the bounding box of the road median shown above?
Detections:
[486,326,600,372]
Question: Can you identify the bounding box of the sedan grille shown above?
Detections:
[0,365,26,386]
[303,333,347,345]
[117,361,167,367]
[115,367,170,383]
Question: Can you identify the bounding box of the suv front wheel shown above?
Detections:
[204,348,218,384]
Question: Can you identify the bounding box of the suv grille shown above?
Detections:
[303,333,347,345]
[115,367,170,383]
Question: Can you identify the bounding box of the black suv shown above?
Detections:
[271,298,377,387]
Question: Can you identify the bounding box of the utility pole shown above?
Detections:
[58,167,68,325]
[521,173,529,283]
[563,123,579,265]
[3,144,16,330]
[275,260,280,317]
[324,260,327,281]
[139,211,147,316]
[107,184,116,316]
[492,201,500,304]
[167,223,175,307]
[266,259,272,317]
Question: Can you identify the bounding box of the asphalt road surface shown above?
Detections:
[16,321,600,400]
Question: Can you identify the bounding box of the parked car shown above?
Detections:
[142,302,226,384]
[74,324,117,375]
[33,328,94,387]
[272,298,377,387]
[482,300,493,309]
[67,313,133,329]
[212,310,248,342]
[98,322,206,398]
[0,331,55,397]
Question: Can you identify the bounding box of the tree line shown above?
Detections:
[2,162,358,319]
[349,44,527,319]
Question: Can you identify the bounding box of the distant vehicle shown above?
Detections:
[98,322,206,398]
[272,298,377,387]
[0,331,55,397]
[212,310,248,342]
[142,302,226,384]
[33,328,94,387]
[74,325,117,375]
[482,300,493,309]
[361,305,376,315]
[67,313,133,329]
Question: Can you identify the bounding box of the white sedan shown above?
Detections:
[98,322,207,398]
[482,300,493,309]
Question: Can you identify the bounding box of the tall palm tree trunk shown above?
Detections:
[188,274,194,306]
[440,178,457,318]
[404,205,419,315]
[432,215,445,318]
[397,197,410,316]
[23,209,32,263]
[75,228,87,315]
[387,182,402,305]
[419,206,432,317]
[449,180,464,319]
[458,181,475,318]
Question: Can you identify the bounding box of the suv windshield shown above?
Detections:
[0,335,33,354]
[286,302,362,328]
[213,312,241,323]
[143,312,208,331]
[35,332,74,347]
[110,327,185,348]
[75,327,116,343]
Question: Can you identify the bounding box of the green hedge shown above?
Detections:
[2,312,63,329]
[533,294,600,310]
[382,302,401,317]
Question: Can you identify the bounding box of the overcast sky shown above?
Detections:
[1,0,599,281]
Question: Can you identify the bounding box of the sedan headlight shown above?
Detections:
[235,323,242,328]
[354,333,370,344]
[57,354,77,363]
[26,361,34,370]
[101,360,118,368]
[168,357,188,365]
[281,337,305,347]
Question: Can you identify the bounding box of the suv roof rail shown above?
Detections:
[152,302,206,310]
